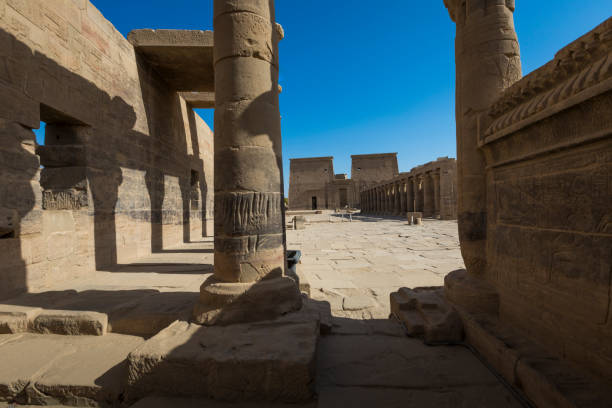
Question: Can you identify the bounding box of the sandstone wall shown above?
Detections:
[288,157,333,210]
[0,0,213,299]
[351,153,399,206]
[481,18,612,381]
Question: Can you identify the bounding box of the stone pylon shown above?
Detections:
[194,0,302,325]
[444,0,521,277]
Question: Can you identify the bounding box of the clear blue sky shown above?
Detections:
[36,1,612,192]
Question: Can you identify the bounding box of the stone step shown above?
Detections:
[125,307,321,404]
[0,290,198,337]
[0,305,107,336]
[0,332,144,406]
[460,312,612,408]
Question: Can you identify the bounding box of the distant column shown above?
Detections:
[393,181,400,215]
[385,184,391,215]
[423,173,434,217]
[399,180,406,214]
[433,171,441,218]
[415,176,424,213]
[195,0,301,325]
[407,178,415,212]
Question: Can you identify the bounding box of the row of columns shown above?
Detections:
[360,171,441,218]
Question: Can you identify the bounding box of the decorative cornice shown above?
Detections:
[485,17,612,138]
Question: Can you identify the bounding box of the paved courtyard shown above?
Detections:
[0,214,525,407]
[287,213,465,319]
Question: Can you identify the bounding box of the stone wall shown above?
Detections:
[351,153,399,205]
[361,157,457,219]
[288,153,398,210]
[0,0,213,299]
[288,157,334,210]
[480,18,612,381]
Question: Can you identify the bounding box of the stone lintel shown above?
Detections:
[179,92,215,109]
[128,29,214,92]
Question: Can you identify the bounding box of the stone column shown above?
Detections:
[374,188,379,214]
[444,0,521,276]
[415,176,423,213]
[393,181,401,215]
[407,177,415,212]
[194,0,301,325]
[433,171,441,218]
[423,173,434,217]
[385,184,391,215]
[399,181,406,214]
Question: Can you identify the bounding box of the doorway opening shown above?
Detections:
[311,196,317,210]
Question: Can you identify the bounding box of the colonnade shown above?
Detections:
[360,170,444,218]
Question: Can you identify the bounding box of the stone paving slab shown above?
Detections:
[287,218,464,319]
[0,333,143,405]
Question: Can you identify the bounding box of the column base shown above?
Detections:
[193,275,302,326]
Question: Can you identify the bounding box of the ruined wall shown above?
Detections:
[351,153,399,206]
[481,18,612,381]
[0,0,213,299]
[288,157,333,210]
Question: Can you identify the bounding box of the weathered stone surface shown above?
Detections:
[0,305,41,334]
[127,29,214,92]
[0,333,143,405]
[457,310,612,408]
[390,287,463,344]
[193,276,302,326]
[108,292,198,337]
[31,310,107,336]
[127,317,319,402]
[444,269,499,314]
[342,295,375,311]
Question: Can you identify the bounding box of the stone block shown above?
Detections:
[0,332,143,405]
[390,287,463,344]
[40,166,87,190]
[127,317,318,402]
[31,310,107,335]
[0,207,18,237]
[0,83,39,129]
[37,145,86,167]
[444,269,499,314]
[0,305,41,334]
[18,209,42,236]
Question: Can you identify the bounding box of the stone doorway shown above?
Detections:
[339,188,348,207]
[312,196,317,210]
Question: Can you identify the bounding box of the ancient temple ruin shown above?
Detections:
[0,0,611,407]
[288,153,399,210]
